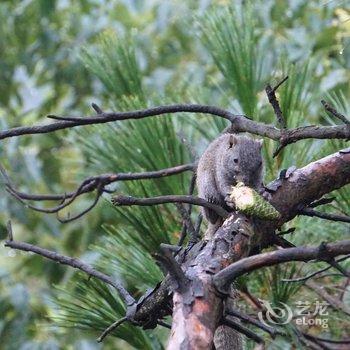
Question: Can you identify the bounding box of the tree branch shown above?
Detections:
[265,76,288,129]
[213,240,350,291]
[97,317,127,343]
[282,254,350,283]
[4,224,135,307]
[321,99,350,125]
[111,194,229,218]
[299,207,350,223]
[305,280,350,316]
[2,163,194,221]
[222,316,264,344]
[225,308,277,337]
[1,104,349,154]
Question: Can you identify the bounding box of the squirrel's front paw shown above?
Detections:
[225,194,236,209]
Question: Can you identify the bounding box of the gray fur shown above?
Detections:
[197,133,264,238]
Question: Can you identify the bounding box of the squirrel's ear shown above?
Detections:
[229,134,237,147]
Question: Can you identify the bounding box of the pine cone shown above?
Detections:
[229,182,281,220]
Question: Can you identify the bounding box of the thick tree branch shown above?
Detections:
[269,148,350,223]
[213,240,350,290]
[111,194,229,218]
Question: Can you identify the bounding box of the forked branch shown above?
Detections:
[1,163,194,222]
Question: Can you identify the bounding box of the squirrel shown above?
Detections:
[196,133,264,238]
[197,134,263,349]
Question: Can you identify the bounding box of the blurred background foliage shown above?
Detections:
[0,0,349,349]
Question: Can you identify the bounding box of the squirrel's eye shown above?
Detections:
[233,158,239,163]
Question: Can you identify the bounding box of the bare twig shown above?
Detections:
[111,194,228,218]
[282,254,350,282]
[214,240,350,291]
[2,163,194,221]
[299,207,350,223]
[176,203,195,239]
[6,220,13,241]
[4,228,135,306]
[57,184,104,223]
[193,213,203,241]
[277,227,296,236]
[265,76,288,129]
[321,99,350,124]
[305,280,350,316]
[97,317,127,342]
[3,163,194,202]
[91,102,104,114]
[225,308,277,337]
[177,173,197,246]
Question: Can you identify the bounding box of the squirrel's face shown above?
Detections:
[224,135,263,187]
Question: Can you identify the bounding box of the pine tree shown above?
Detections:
[2,1,350,349]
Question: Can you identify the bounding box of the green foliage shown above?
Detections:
[81,32,144,101]
[53,278,160,350]
[200,4,269,116]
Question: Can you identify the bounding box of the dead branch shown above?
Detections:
[299,207,350,223]
[282,254,350,283]
[4,223,135,307]
[225,308,277,337]
[1,104,349,155]
[155,244,189,293]
[265,76,288,129]
[2,163,194,221]
[111,194,229,218]
[321,100,350,125]
[305,280,350,316]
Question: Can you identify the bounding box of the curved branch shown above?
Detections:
[3,163,195,202]
[97,317,127,343]
[4,237,135,306]
[1,105,349,151]
[213,240,350,290]
[2,163,194,222]
[111,194,229,218]
[0,104,237,140]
